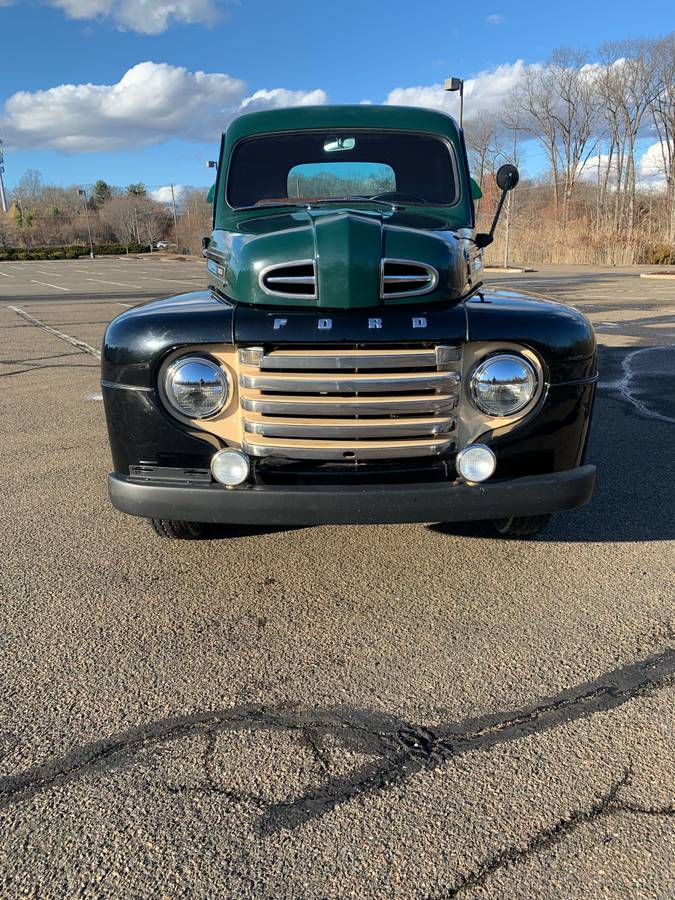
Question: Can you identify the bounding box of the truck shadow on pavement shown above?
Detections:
[433,345,675,543]
[1,648,673,843]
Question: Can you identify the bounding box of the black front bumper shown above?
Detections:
[108,465,596,526]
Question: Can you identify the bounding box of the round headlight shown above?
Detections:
[163,355,228,419]
[470,354,537,417]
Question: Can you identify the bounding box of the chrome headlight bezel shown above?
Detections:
[159,354,229,421]
[470,353,538,418]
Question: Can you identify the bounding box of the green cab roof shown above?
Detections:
[215,104,472,230]
[223,104,461,143]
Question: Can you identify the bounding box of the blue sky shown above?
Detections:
[0,0,671,191]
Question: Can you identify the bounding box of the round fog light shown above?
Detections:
[211,449,250,486]
[456,444,496,483]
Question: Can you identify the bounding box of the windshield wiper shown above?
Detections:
[312,196,404,210]
[235,200,313,211]
[236,197,404,212]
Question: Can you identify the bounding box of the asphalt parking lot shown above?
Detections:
[0,258,673,898]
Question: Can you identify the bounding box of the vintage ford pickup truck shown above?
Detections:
[102,105,597,538]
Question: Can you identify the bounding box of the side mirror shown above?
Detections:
[202,236,211,250]
[475,164,519,249]
[495,164,519,192]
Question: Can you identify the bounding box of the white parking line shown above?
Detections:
[8,306,101,359]
[0,271,15,277]
[31,280,71,292]
[87,278,143,289]
[137,276,203,285]
[34,268,65,277]
[117,302,134,307]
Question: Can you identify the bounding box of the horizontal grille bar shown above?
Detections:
[243,435,454,460]
[240,371,461,394]
[240,394,458,417]
[237,344,463,461]
[239,346,460,370]
[243,416,456,439]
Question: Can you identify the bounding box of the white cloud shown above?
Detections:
[48,0,223,34]
[0,62,327,152]
[150,184,189,204]
[485,14,504,25]
[239,88,328,113]
[579,153,617,183]
[385,61,528,124]
[579,141,672,191]
[640,140,672,187]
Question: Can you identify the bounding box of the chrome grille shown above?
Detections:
[238,345,462,461]
[259,260,316,299]
[381,259,438,299]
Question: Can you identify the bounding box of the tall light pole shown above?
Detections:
[78,189,95,259]
[170,184,180,251]
[0,139,8,214]
[444,77,464,128]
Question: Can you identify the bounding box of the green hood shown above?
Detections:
[209,206,471,309]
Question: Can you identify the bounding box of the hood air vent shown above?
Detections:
[381,259,438,299]
[260,260,317,299]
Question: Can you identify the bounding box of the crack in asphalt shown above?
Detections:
[0,352,84,365]
[433,768,674,898]
[0,649,673,840]
[0,363,98,378]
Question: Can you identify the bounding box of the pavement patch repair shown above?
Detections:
[0,259,673,898]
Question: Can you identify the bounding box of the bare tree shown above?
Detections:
[464,113,499,191]
[648,33,675,239]
[546,49,603,222]
[136,198,172,248]
[510,62,562,213]
[14,169,44,204]
[599,39,660,231]
[99,196,140,250]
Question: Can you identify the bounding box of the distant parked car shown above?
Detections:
[154,241,176,250]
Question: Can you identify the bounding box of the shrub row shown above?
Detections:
[639,243,675,266]
[0,243,150,261]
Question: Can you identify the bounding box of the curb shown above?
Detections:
[484,266,536,274]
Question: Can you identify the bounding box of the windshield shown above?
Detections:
[227,130,458,208]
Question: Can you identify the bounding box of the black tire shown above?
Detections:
[492,513,552,538]
[149,518,209,539]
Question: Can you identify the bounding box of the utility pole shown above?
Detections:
[170,184,180,251]
[0,139,8,214]
[503,190,512,269]
[77,189,95,259]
